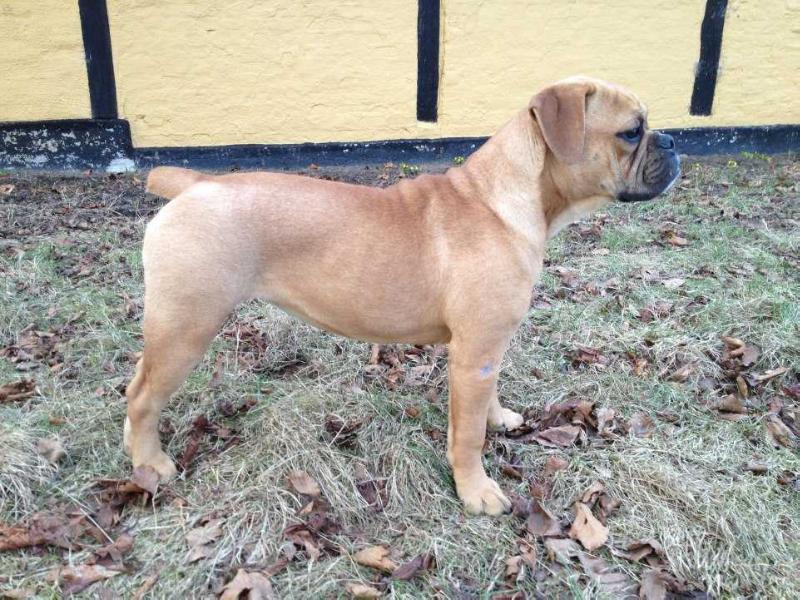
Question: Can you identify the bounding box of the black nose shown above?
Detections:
[654,132,675,150]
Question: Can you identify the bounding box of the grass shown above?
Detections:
[0,156,798,598]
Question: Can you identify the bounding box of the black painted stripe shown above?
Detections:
[417,0,440,122]
[1,121,798,171]
[78,0,119,120]
[690,0,728,116]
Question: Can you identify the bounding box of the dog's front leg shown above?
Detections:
[447,336,513,516]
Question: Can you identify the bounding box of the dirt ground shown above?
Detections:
[0,154,798,598]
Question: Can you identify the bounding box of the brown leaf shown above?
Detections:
[391,552,435,580]
[743,459,768,475]
[356,476,388,512]
[0,588,35,599]
[0,379,35,403]
[185,518,223,562]
[766,416,797,448]
[131,571,160,600]
[597,407,618,437]
[47,564,122,596]
[544,455,568,476]
[753,367,789,383]
[0,183,15,196]
[533,425,581,448]
[639,569,672,600]
[0,509,88,552]
[131,466,159,496]
[668,364,693,383]
[611,538,665,563]
[543,538,581,564]
[569,503,609,550]
[92,533,134,566]
[662,231,690,247]
[571,346,609,368]
[287,470,321,497]
[353,545,398,573]
[629,413,655,437]
[346,582,382,599]
[36,438,66,464]
[712,394,747,415]
[578,553,638,599]
[220,568,275,600]
[525,499,562,537]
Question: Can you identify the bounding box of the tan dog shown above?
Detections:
[125,76,679,516]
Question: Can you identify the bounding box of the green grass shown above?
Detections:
[1,157,798,598]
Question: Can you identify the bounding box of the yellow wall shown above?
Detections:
[1,0,798,146]
[0,1,90,121]
[107,0,420,147]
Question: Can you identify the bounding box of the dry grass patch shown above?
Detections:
[1,156,798,597]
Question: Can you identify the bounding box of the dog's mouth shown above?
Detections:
[617,151,681,203]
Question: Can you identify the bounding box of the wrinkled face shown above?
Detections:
[530,77,681,206]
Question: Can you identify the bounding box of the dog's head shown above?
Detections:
[529,76,680,205]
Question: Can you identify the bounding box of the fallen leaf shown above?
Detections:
[525,499,562,537]
[391,552,435,580]
[131,466,159,496]
[578,553,638,599]
[571,346,609,368]
[0,184,14,196]
[766,416,797,448]
[92,533,134,566]
[0,379,35,403]
[47,564,122,596]
[597,407,618,437]
[743,459,768,475]
[533,425,581,448]
[662,231,690,247]
[736,375,749,399]
[543,537,581,564]
[287,470,321,498]
[220,568,275,600]
[0,509,88,552]
[661,277,685,289]
[753,367,789,383]
[638,569,681,600]
[611,538,664,564]
[353,545,398,573]
[712,394,747,415]
[0,588,35,599]
[629,413,655,437]
[36,438,66,464]
[544,455,568,476]
[131,570,160,600]
[185,518,223,563]
[346,582,382,599]
[668,364,693,383]
[569,503,608,550]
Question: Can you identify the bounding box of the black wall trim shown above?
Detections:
[136,137,484,170]
[1,121,797,171]
[136,125,799,170]
[417,0,440,122]
[78,0,119,120]
[690,0,728,116]
[0,120,132,170]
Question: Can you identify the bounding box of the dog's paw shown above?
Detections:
[487,407,525,432]
[456,474,512,516]
[134,451,178,481]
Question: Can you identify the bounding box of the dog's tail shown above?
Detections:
[145,167,207,200]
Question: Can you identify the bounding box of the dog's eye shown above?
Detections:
[619,125,642,143]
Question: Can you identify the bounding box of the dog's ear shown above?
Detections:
[529,81,593,164]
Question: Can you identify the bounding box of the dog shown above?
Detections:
[125,76,679,516]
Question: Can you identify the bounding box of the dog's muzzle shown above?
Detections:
[617,132,681,202]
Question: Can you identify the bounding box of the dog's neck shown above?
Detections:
[456,111,607,242]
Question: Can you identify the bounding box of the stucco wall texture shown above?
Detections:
[1,0,799,147]
[0,1,90,121]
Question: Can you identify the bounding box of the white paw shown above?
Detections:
[488,408,525,432]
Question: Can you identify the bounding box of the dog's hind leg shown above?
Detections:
[124,207,248,479]
[124,293,233,479]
